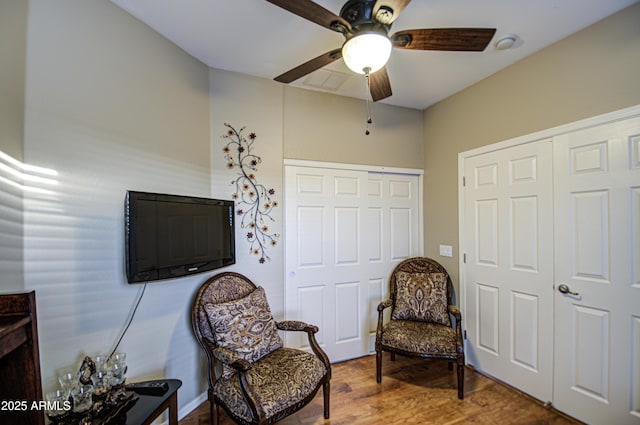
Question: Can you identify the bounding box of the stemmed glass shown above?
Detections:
[110,352,126,364]
[94,353,110,373]
[91,369,111,398]
[58,368,79,397]
[71,385,94,414]
[45,389,69,420]
[107,352,127,387]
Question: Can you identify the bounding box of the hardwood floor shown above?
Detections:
[179,353,581,425]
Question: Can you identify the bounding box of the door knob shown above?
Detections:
[557,284,579,296]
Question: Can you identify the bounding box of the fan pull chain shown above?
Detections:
[364,67,372,136]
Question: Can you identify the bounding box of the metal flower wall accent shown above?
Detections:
[222,123,279,263]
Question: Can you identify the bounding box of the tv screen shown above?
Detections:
[125,191,235,283]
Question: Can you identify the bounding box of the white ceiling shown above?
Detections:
[110,0,637,110]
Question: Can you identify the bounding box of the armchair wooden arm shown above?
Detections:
[276,320,317,333]
[375,299,393,341]
[448,305,461,320]
[377,299,393,312]
[448,305,464,351]
[276,321,331,379]
[212,347,252,373]
[210,345,264,423]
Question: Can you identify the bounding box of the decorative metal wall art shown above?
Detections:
[222,123,279,263]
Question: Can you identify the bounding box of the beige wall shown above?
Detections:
[13,0,424,413]
[284,86,423,169]
[0,0,28,291]
[209,69,286,317]
[0,0,27,161]
[208,68,425,317]
[12,0,637,416]
[423,2,640,290]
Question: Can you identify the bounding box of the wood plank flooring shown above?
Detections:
[179,353,581,425]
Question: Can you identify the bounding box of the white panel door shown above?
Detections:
[553,117,640,424]
[284,166,368,361]
[463,140,554,402]
[365,172,421,352]
[285,165,421,361]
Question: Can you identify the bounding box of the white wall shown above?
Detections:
[23,0,211,416]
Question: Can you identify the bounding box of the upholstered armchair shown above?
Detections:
[375,257,465,399]
[192,272,331,425]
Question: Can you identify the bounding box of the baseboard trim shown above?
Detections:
[178,391,208,421]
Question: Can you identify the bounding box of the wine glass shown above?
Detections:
[58,368,79,396]
[108,358,127,386]
[45,389,70,419]
[71,385,94,414]
[94,353,109,373]
[110,352,126,363]
[91,370,111,398]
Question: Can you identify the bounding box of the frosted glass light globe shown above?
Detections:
[342,33,392,74]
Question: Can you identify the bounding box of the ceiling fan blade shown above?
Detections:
[392,28,497,51]
[265,0,351,33]
[369,67,392,102]
[373,0,412,24]
[274,48,343,84]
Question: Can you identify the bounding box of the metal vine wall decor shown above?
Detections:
[222,123,279,263]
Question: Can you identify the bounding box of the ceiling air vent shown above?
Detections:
[302,69,350,92]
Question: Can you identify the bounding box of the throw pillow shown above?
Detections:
[392,272,451,326]
[204,286,283,379]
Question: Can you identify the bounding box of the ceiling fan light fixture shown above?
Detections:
[342,32,392,75]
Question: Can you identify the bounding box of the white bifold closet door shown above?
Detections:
[284,163,421,362]
[462,112,640,425]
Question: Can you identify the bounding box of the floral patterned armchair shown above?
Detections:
[192,272,331,425]
[375,257,465,399]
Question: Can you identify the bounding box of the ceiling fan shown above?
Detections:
[266,0,496,102]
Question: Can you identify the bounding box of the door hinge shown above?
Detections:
[462,176,466,187]
[464,330,467,340]
[463,253,466,263]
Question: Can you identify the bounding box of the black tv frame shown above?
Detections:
[125,190,235,283]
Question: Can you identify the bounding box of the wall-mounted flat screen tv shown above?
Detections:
[125,191,235,283]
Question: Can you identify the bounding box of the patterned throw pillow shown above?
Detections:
[204,286,283,379]
[392,272,451,326]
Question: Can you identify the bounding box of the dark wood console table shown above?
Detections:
[0,291,181,425]
[0,291,44,425]
[46,380,182,424]
[124,379,181,425]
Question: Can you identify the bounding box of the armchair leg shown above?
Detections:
[209,389,218,425]
[457,364,464,400]
[323,381,330,419]
[376,350,382,383]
